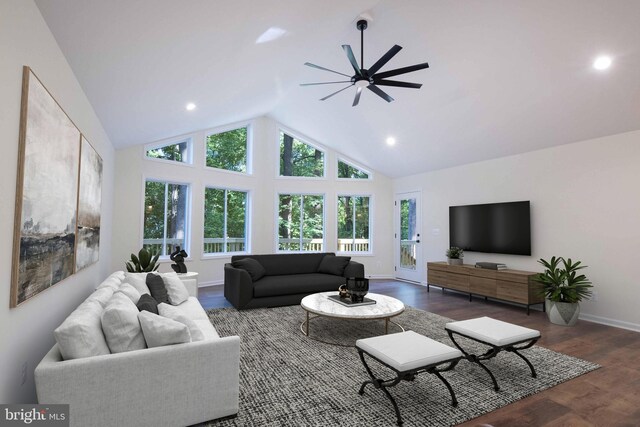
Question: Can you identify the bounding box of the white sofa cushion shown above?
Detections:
[138,311,191,347]
[174,297,210,321]
[95,276,121,291]
[101,293,147,353]
[115,282,142,304]
[161,272,190,305]
[158,303,205,341]
[124,272,151,295]
[85,286,115,307]
[193,318,220,340]
[54,300,110,360]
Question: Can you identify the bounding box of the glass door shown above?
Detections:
[395,192,422,282]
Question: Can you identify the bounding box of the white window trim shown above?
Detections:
[336,193,374,255]
[275,124,327,180]
[143,135,194,166]
[203,120,254,175]
[141,176,192,259]
[201,185,251,258]
[274,192,326,253]
[336,157,374,181]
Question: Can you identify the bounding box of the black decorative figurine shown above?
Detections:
[346,277,369,303]
[170,246,188,273]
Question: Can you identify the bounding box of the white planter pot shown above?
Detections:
[546,300,580,326]
[447,258,463,265]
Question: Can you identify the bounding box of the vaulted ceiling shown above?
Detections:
[36,0,640,177]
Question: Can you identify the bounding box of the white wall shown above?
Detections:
[394,130,640,330]
[0,0,116,403]
[111,116,394,284]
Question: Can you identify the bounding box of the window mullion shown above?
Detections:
[299,196,304,250]
[162,183,169,256]
[223,190,228,253]
[352,197,356,245]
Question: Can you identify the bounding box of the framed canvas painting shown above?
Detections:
[76,136,103,271]
[11,66,81,307]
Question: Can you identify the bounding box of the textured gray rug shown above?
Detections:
[203,305,599,426]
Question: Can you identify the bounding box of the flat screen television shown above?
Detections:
[449,201,531,255]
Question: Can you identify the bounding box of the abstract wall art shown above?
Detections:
[11,67,81,307]
[76,136,103,271]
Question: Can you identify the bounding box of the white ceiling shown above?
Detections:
[36,0,640,178]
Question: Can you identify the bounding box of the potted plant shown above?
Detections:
[535,256,593,326]
[446,247,464,265]
[126,248,160,273]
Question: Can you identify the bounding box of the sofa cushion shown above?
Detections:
[101,293,147,353]
[232,253,331,276]
[158,303,204,341]
[232,258,266,281]
[146,273,170,304]
[193,318,220,340]
[115,283,142,304]
[172,297,211,321]
[86,286,116,307]
[136,294,159,314]
[95,276,121,291]
[253,273,346,298]
[160,272,190,305]
[138,311,191,348]
[124,272,151,295]
[54,300,110,360]
[318,255,351,276]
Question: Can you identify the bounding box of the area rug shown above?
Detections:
[203,305,599,426]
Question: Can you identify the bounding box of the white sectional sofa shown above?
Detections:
[35,271,240,427]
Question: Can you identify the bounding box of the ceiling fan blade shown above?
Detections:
[352,87,362,107]
[367,45,403,75]
[320,84,354,101]
[304,62,352,78]
[300,81,352,86]
[372,62,430,80]
[367,84,394,103]
[341,45,363,77]
[373,79,422,89]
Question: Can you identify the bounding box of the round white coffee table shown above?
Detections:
[300,291,405,344]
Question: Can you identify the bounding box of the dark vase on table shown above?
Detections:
[346,277,369,303]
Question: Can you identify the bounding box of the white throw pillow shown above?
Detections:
[138,311,191,348]
[54,300,110,360]
[124,272,151,295]
[101,293,147,353]
[158,303,204,341]
[161,273,190,305]
[115,282,142,304]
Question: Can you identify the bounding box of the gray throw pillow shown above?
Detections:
[318,255,351,276]
[146,273,170,304]
[232,258,266,281]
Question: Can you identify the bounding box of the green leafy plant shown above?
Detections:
[535,256,593,303]
[126,248,160,273]
[446,247,464,259]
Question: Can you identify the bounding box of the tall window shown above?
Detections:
[279,131,324,177]
[204,188,248,254]
[278,194,324,251]
[206,126,249,173]
[338,196,371,253]
[146,139,191,163]
[337,160,369,179]
[144,180,189,256]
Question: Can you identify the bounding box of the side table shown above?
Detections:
[177,272,199,298]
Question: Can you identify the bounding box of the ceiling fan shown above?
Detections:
[301,19,429,106]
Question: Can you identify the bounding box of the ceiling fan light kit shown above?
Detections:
[302,19,429,106]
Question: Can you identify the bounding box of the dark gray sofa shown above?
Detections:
[224,252,365,309]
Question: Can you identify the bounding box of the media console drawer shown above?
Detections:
[426,262,543,314]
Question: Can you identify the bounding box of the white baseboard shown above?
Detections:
[579,313,640,332]
[367,274,394,280]
[198,280,223,288]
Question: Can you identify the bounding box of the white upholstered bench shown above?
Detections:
[445,316,541,391]
[356,331,463,426]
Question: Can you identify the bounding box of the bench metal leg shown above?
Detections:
[358,350,404,426]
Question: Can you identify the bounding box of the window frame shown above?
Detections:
[143,136,194,166]
[202,185,251,259]
[275,192,326,253]
[336,157,373,181]
[203,121,253,176]
[275,125,327,180]
[140,176,192,260]
[336,193,374,256]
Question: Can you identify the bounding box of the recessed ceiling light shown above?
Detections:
[593,56,612,70]
[185,103,196,111]
[386,137,396,146]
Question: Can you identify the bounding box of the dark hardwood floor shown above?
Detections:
[199,280,640,426]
